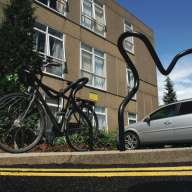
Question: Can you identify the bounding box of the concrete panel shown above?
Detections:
[64,35,80,82]
[106,54,117,95]
[107,108,119,131]
[116,59,126,97]
[144,93,152,117]
[66,0,80,25]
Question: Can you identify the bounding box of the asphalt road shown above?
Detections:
[1,162,192,192]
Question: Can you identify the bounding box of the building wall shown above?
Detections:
[0,0,159,131]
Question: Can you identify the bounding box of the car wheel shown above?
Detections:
[125,132,140,150]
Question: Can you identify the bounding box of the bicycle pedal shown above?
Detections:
[56,112,65,116]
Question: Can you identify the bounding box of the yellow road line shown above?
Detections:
[0,166,192,172]
[1,171,192,177]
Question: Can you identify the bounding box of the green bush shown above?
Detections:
[55,129,117,150]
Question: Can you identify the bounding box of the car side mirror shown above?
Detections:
[144,116,150,122]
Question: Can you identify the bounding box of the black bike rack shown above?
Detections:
[117,31,192,151]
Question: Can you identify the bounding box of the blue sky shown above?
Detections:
[115,0,192,105]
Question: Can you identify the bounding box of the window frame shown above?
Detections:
[35,0,68,16]
[94,105,108,130]
[126,64,136,100]
[128,112,137,125]
[80,42,106,90]
[124,20,134,54]
[80,0,106,37]
[34,21,66,78]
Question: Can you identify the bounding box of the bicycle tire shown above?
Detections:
[65,103,98,151]
[0,93,45,153]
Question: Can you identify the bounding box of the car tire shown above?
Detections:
[125,132,140,150]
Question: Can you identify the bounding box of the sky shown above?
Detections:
[115,0,192,105]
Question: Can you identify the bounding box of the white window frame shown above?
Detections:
[126,64,136,100]
[34,21,66,78]
[128,112,137,125]
[94,105,107,130]
[35,0,67,16]
[124,20,134,54]
[81,0,106,37]
[80,42,106,90]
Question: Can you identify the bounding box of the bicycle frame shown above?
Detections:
[18,67,94,150]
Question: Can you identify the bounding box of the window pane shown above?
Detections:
[81,15,92,30]
[178,101,192,115]
[94,0,103,8]
[83,0,92,16]
[49,36,64,60]
[95,106,105,113]
[150,104,176,121]
[94,76,105,89]
[125,40,133,51]
[48,28,63,39]
[95,5,104,24]
[35,32,46,53]
[97,114,106,130]
[95,56,104,76]
[37,0,47,5]
[57,0,67,14]
[50,0,57,10]
[125,20,132,28]
[81,43,92,52]
[129,113,136,119]
[82,51,92,72]
[94,49,104,57]
[128,70,134,87]
[81,71,93,85]
[35,22,46,31]
[46,65,62,76]
[94,22,104,36]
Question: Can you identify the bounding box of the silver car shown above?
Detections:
[115,99,192,150]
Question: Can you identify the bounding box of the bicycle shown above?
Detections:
[0,60,98,153]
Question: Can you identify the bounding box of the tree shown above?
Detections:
[0,0,41,97]
[163,76,177,105]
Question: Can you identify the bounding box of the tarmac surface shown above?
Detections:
[1,147,192,165]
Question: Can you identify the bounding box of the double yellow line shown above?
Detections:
[0,167,192,177]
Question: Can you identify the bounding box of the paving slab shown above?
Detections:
[0,148,192,165]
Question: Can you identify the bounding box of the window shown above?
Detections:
[150,104,176,121]
[36,0,67,15]
[124,20,134,53]
[95,106,107,130]
[128,112,137,124]
[81,0,106,36]
[80,42,106,90]
[34,21,65,77]
[126,64,136,99]
[178,101,192,115]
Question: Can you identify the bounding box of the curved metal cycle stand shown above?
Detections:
[117,31,192,151]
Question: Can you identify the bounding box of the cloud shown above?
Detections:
[157,55,192,105]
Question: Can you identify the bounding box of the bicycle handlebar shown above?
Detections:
[117,31,192,151]
[18,69,89,100]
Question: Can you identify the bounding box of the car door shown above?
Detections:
[173,101,192,141]
[142,104,176,143]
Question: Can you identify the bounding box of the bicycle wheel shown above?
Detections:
[65,104,98,151]
[0,93,45,153]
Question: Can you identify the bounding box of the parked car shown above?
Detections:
[115,99,192,150]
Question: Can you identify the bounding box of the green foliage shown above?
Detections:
[0,0,42,97]
[55,129,117,150]
[94,129,117,149]
[163,76,177,105]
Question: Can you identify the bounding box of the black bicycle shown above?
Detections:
[0,61,98,153]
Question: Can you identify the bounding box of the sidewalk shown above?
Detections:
[0,148,192,165]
